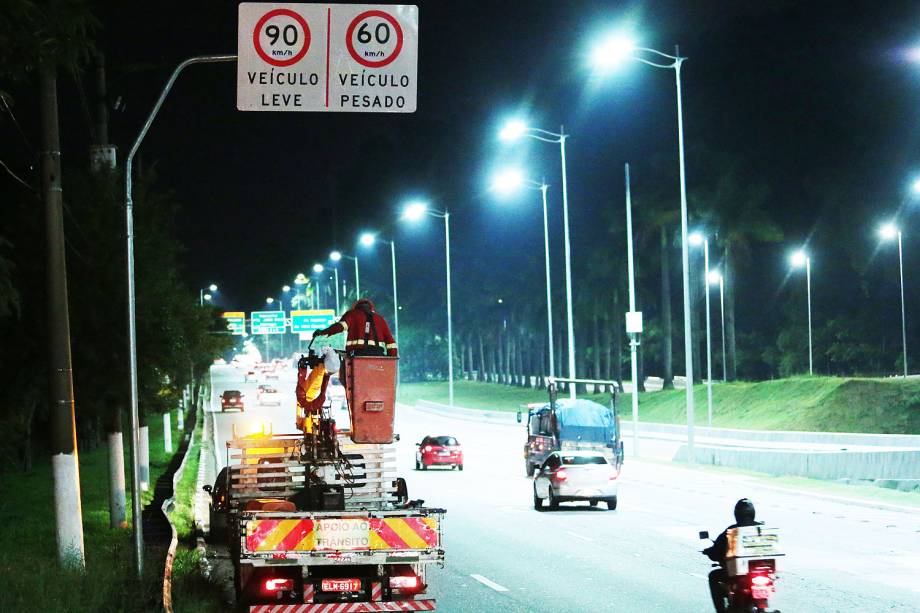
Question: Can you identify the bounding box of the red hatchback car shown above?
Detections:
[415,436,463,471]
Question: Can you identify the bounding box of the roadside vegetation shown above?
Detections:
[0,418,178,612]
[398,376,920,434]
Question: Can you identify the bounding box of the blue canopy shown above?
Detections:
[537,399,617,444]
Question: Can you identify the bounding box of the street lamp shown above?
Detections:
[490,168,555,380]
[879,223,908,378]
[789,250,813,375]
[911,178,920,195]
[199,283,218,306]
[358,232,400,373]
[328,252,343,313]
[690,231,714,427]
[402,200,454,407]
[498,120,578,399]
[708,270,727,383]
[202,293,212,302]
[264,297,275,360]
[590,34,696,461]
[335,252,361,299]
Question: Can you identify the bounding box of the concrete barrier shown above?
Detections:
[637,422,920,449]
[674,444,920,480]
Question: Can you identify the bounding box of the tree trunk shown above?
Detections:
[603,314,613,387]
[724,243,738,380]
[42,60,85,568]
[479,332,488,381]
[459,339,466,379]
[613,290,624,387]
[106,407,127,528]
[689,248,702,383]
[592,303,602,391]
[467,336,474,380]
[661,226,674,389]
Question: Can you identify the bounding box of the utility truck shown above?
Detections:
[519,377,625,477]
[216,347,444,611]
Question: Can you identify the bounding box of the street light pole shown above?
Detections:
[898,231,908,378]
[719,275,727,383]
[558,128,577,399]
[390,240,400,355]
[624,163,640,457]
[539,183,555,379]
[333,266,340,313]
[444,212,454,407]
[124,54,236,576]
[703,239,713,427]
[806,257,813,375]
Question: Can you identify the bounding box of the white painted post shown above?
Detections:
[139,425,150,491]
[177,405,184,430]
[163,412,172,453]
[108,431,127,528]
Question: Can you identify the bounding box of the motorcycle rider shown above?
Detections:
[703,498,762,613]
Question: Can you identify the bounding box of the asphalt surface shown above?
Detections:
[207,365,920,612]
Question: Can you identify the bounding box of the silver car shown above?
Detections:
[533,450,619,511]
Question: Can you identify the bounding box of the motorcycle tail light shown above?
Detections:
[751,575,772,587]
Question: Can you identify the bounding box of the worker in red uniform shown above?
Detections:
[313,298,398,357]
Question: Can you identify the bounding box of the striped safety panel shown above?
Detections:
[246,518,439,553]
[250,601,436,612]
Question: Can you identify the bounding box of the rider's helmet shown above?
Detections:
[734,498,756,525]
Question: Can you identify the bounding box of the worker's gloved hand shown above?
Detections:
[313,328,327,338]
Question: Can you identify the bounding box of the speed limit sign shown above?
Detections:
[237,4,418,113]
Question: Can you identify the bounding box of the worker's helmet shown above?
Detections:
[733,498,756,524]
[353,298,375,312]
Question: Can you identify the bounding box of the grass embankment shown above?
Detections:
[398,376,920,434]
[167,412,224,612]
[0,414,199,612]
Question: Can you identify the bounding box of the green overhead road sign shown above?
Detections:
[222,311,247,335]
[251,310,286,334]
[291,309,337,333]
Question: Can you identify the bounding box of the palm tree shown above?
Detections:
[697,166,781,379]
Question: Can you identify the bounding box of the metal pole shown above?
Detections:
[806,257,813,375]
[390,240,399,344]
[719,277,727,383]
[445,213,454,407]
[355,257,361,298]
[898,232,908,378]
[559,129,577,399]
[674,52,695,463]
[199,288,203,306]
[540,183,555,379]
[704,240,713,427]
[624,163,640,458]
[334,267,340,313]
[124,54,235,576]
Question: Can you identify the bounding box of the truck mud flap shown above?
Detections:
[250,601,435,612]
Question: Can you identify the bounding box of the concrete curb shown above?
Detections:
[161,407,199,613]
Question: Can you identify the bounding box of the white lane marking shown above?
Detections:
[566,531,592,542]
[470,574,509,592]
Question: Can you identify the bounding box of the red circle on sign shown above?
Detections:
[345,10,404,68]
[253,8,311,67]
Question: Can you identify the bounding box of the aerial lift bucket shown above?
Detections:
[342,355,398,443]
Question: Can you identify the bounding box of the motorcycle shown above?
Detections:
[699,526,783,613]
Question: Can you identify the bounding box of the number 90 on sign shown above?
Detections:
[346,10,404,68]
[253,8,312,67]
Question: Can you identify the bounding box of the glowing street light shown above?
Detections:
[313,263,324,274]
[590,34,696,460]
[879,223,908,378]
[709,270,727,383]
[359,232,376,247]
[199,283,218,306]
[912,178,920,195]
[329,250,342,262]
[202,293,212,302]
[490,167,555,379]
[208,283,218,292]
[497,119,578,399]
[689,230,714,426]
[789,250,813,375]
[401,200,454,406]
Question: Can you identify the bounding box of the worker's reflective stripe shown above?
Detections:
[385,343,398,350]
[339,320,349,332]
[346,339,384,347]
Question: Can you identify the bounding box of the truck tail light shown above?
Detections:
[389,576,419,589]
[264,578,294,591]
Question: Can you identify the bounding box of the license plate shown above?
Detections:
[321,578,362,592]
[579,489,602,497]
[315,519,370,550]
[439,451,451,456]
[752,586,773,599]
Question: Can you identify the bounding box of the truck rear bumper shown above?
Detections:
[250,600,435,612]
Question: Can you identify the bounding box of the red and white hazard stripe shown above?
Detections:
[371,582,383,602]
[250,600,435,613]
[304,583,315,603]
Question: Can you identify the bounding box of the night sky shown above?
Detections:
[11,1,920,323]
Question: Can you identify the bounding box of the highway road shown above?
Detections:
[206,365,920,612]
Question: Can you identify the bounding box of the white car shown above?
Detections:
[257,385,282,406]
[533,450,619,511]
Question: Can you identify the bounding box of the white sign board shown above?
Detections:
[625,311,643,334]
[237,3,418,112]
